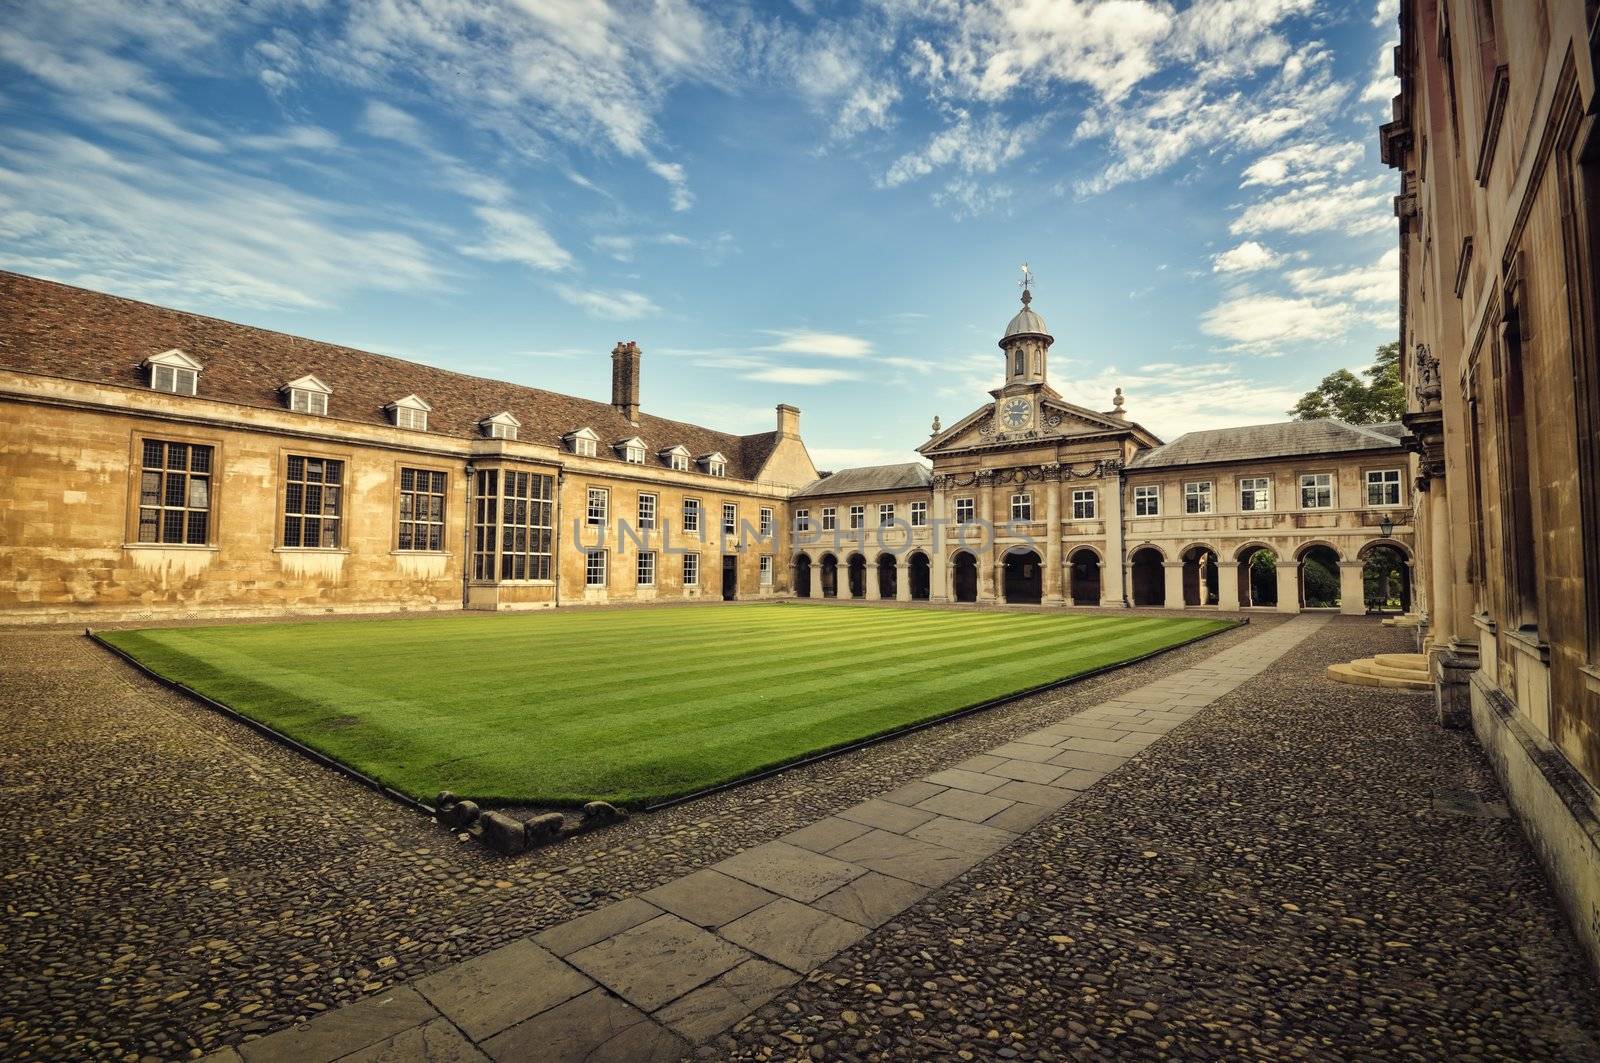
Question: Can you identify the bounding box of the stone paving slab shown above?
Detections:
[217,616,1335,1063]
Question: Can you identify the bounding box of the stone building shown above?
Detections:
[0,272,816,621]
[791,287,1417,618]
[1381,0,1600,967]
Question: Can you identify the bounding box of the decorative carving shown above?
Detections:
[1413,344,1442,412]
[930,415,942,434]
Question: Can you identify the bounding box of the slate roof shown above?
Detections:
[1128,418,1405,470]
[0,271,778,480]
[793,462,933,498]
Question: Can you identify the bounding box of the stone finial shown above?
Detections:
[931,414,942,433]
[1112,387,1126,414]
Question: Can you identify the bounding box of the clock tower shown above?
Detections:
[993,268,1054,433]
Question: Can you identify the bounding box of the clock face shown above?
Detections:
[1001,398,1033,430]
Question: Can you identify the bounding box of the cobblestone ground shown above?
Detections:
[0,609,1259,1062]
[719,617,1600,1062]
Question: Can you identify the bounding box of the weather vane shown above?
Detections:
[1019,262,1034,305]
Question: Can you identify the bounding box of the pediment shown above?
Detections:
[921,398,1133,456]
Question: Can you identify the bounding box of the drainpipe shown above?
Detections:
[553,469,564,609]
[462,464,475,609]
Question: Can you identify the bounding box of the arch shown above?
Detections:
[1360,541,1412,613]
[951,550,978,603]
[1003,548,1042,604]
[908,550,931,601]
[1231,540,1276,562]
[1130,546,1165,607]
[847,553,867,599]
[1235,544,1279,608]
[1067,546,1101,606]
[793,553,813,599]
[1180,544,1219,607]
[1297,543,1342,609]
[819,553,838,599]
[876,552,898,600]
[1292,539,1345,563]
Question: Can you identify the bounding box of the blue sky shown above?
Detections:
[0,0,1401,468]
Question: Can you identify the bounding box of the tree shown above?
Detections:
[1289,341,1405,424]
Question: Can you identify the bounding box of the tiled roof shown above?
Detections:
[1128,418,1405,469]
[0,271,778,481]
[794,462,933,498]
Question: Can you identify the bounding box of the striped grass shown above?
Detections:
[101,604,1232,806]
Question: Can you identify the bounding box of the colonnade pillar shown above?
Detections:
[1275,561,1301,613]
[1043,478,1063,604]
[1217,560,1240,611]
[1162,561,1185,610]
[1338,562,1366,615]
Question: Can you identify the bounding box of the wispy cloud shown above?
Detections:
[1200,292,1354,352]
[1211,240,1281,273]
[1230,176,1393,237]
[746,366,859,385]
[756,330,875,358]
[555,284,661,320]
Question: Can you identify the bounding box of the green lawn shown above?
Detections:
[100,605,1232,806]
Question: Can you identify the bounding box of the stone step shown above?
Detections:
[1326,662,1432,691]
[1350,658,1429,682]
[1375,652,1428,671]
[1380,616,1420,628]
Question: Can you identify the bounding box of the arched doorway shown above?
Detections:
[1235,544,1278,607]
[1181,545,1219,607]
[1130,547,1164,606]
[952,551,978,603]
[793,554,812,598]
[847,554,867,599]
[1297,544,1342,609]
[1068,548,1101,605]
[819,554,838,598]
[1360,542,1412,613]
[876,553,897,600]
[908,551,931,600]
[1003,549,1042,604]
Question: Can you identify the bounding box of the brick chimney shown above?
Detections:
[776,403,801,438]
[611,341,641,423]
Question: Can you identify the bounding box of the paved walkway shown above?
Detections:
[202,618,1331,1062]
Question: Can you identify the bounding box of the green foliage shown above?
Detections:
[1290,341,1405,425]
[1247,548,1279,606]
[102,606,1231,806]
[1302,557,1340,607]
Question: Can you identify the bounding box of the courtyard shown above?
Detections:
[96,605,1229,805]
[1,610,1595,1061]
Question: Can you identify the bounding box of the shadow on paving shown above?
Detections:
[717,616,1600,1061]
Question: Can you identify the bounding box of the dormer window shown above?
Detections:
[387,394,432,432]
[481,411,520,441]
[660,444,691,472]
[144,349,202,396]
[282,374,332,416]
[616,437,646,464]
[700,451,728,477]
[565,427,600,458]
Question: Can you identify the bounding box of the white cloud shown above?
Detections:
[1211,240,1281,273]
[554,284,660,320]
[810,446,922,469]
[1285,248,1399,304]
[745,366,859,385]
[647,159,694,211]
[1060,361,1305,439]
[882,110,1041,188]
[236,125,341,152]
[1362,38,1399,104]
[756,330,875,358]
[1241,140,1363,186]
[1230,176,1394,237]
[931,179,1014,220]
[1200,292,1354,350]
[467,207,574,272]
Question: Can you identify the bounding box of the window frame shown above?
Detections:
[821,506,837,531]
[622,443,646,465]
[759,506,774,536]
[134,437,215,546]
[910,500,928,527]
[682,497,701,533]
[1133,484,1160,517]
[573,436,598,458]
[637,492,657,530]
[878,502,895,527]
[683,551,700,586]
[1365,468,1403,508]
[1010,493,1033,522]
[1183,481,1213,515]
[151,364,199,396]
[759,555,773,585]
[636,550,656,587]
[396,465,449,552]
[281,453,346,549]
[955,497,975,525]
[1072,488,1097,520]
[393,405,428,432]
[585,549,607,587]
[848,504,865,530]
[1239,476,1271,512]
[495,469,554,581]
[722,502,738,535]
[289,388,328,416]
[1299,471,1335,510]
[586,486,609,526]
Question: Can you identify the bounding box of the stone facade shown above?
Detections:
[1383,0,1600,971]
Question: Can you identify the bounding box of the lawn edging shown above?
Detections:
[85,626,438,820]
[640,616,1244,812]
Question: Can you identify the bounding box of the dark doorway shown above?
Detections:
[1298,544,1341,608]
[908,552,931,600]
[847,554,867,599]
[1181,546,1219,607]
[952,551,978,603]
[876,554,897,600]
[1069,549,1101,605]
[794,554,812,598]
[1237,546,1278,607]
[1003,549,1042,604]
[721,555,737,601]
[1131,547,1164,606]
[1361,544,1411,613]
[820,554,838,598]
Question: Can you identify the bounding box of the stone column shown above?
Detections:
[977,477,997,602]
[1275,561,1301,613]
[1043,475,1063,604]
[1100,470,1127,606]
[1163,561,1185,610]
[895,557,911,602]
[1338,561,1366,615]
[1217,560,1240,611]
[1427,484,1455,639]
[865,563,881,601]
[930,486,950,602]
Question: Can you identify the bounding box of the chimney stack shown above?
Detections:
[776,403,801,438]
[611,341,641,423]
